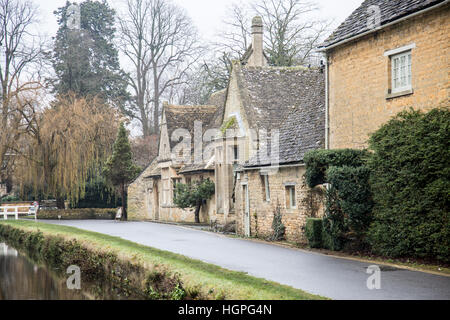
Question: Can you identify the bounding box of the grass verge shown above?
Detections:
[0,220,326,300]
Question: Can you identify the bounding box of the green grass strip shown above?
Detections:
[0,220,327,300]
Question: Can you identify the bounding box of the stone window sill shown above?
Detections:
[386,88,414,100]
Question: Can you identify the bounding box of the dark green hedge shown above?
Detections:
[305,218,323,248]
[303,149,372,251]
[304,149,370,188]
[326,165,373,248]
[368,108,450,263]
[37,209,116,220]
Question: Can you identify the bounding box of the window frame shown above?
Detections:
[285,185,296,209]
[260,174,271,203]
[172,178,182,202]
[390,50,412,94]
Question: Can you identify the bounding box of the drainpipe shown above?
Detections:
[324,52,330,150]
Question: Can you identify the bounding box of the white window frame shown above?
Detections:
[390,51,412,93]
[385,43,415,95]
[285,185,296,209]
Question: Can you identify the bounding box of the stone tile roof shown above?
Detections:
[143,157,161,179]
[243,66,325,167]
[205,89,227,130]
[165,104,218,150]
[165,90,226,174]
[178,155,215,174]
[234,63,324,131]
[320,0,446,49]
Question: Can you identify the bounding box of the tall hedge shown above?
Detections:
[304,149,369,188]
[368,108,450,263]
[325,166,373,250]
[304,149,372,251]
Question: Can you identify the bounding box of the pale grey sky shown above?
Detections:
[35,0,364,42]
[33,0,364,136]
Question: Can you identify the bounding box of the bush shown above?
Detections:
[325,165,373,249]
[74,178,122,209]
[368,108,450,263]
[0,195,21,203]
[304,149,372,251]
[305,218,323,248]
[304,149,370,188]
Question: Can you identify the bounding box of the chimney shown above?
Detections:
[249,16,265,67]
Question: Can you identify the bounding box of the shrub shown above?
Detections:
[174,179,215,223]
[326,165,373,250]
[74,178,122,209]
[304,149,372,251]
[305,218,322,248]
[304,149,370,188]
[0,194,21,203]
[368,108,450,263]
[270,204,285,241]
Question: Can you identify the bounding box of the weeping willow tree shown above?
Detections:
[16,95,121,208]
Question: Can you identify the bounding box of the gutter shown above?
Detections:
[318,0,449,52]
[240,162,306,172]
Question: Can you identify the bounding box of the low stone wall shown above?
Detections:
[37,208,116,220]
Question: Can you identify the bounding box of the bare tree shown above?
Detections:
[0,0,43,188]
[217,0,330,66]
[118,0,203,136]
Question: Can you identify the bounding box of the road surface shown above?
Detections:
[39,220,450,300]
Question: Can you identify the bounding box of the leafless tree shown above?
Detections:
[118,0,203,136]
[217,0,331,66]
[0,0,44,188]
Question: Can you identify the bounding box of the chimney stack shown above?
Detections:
[248,16,265,67]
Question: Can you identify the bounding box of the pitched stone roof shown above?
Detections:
[166,90,226,174]
[243,66,325,167]
[234,63,324,131]
[204,89,227,130]
[143,157,161,178]
[165,104,218,149]
[320,0,446,49]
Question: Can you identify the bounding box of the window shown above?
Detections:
[285,186,296,209]
[391,51,412,93]
[261,174,270,202]
[172,178,181,201]
[233,145,239,164]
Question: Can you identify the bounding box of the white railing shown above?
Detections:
[0,205,38,221]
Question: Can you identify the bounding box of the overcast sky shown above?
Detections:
[35,0,364,41]
[33,0,364,136]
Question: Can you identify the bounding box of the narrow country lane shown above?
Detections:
[40,220,450,300]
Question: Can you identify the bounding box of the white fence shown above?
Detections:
[0,204,38,221]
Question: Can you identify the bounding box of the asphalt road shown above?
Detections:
[40,220,450,300]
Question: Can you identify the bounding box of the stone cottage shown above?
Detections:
[128,16,327,238]
[229,65,326,242]
[127,91,226,223]
[318,0,449,149]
